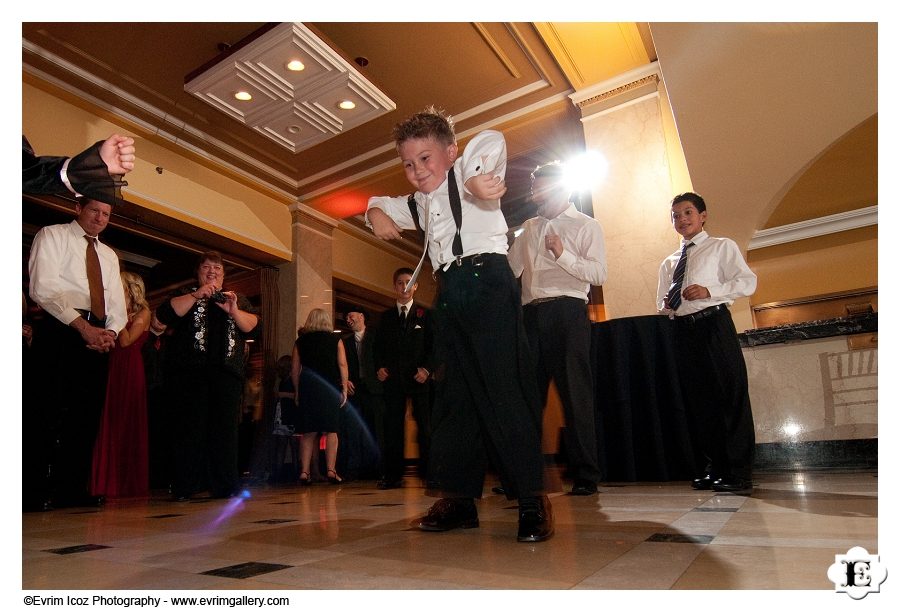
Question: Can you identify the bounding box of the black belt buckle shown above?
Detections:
[471,254,483,267]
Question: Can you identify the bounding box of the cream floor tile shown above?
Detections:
[574,541,706,589]
[672,544,841,589]
[715,511,877,541]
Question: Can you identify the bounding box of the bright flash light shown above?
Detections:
[781,421,802,438]
[564,151,609,193]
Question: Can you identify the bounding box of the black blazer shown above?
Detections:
[344,327,383,395]
[374,303,432,395]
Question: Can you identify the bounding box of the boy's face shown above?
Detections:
[671,200,707,240]
[394,273,417,302]
[398,136,458,194]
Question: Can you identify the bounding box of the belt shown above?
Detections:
[435,252,505,277]
[75,308,107,328]
[674,303,727,323]
[526,296,573,306]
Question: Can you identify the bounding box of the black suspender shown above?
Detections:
[407,167,463,256]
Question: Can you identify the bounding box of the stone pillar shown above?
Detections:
[276,202,339,357]
[571,62,691,319]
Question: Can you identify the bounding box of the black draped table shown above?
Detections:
[590,315,700,482]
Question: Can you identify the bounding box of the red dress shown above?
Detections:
[91,324,150,498]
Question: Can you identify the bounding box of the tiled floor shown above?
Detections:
[20,470,878,592]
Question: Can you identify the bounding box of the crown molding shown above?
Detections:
[569,61,661,107]
[749,206,877,250]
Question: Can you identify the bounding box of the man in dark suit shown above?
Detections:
[340,308,383,480]
[373,268,433,489]
[22,133,135,206]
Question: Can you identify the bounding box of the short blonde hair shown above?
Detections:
[303,308,333,333]
[121,271,149,317]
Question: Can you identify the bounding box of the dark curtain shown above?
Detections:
[592,315,699,481]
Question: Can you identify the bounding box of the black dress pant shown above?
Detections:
[168,366,242,498]
[429,254,545,500]
[673,307,755,480]
[378,388,429,482]
[24,316,108,507]
[524,297,603,483]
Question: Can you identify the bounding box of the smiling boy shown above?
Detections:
[657,192,757,494]
[366,107,553,542]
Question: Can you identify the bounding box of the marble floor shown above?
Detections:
[19,469,879,598]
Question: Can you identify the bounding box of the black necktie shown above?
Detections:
[84,235,105,320]
[400,305,408,328]
[447,167,463,256]
[666,242,693,311]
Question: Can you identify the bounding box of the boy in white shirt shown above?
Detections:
[367,107,552,542]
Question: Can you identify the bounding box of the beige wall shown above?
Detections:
[332,227,438,307]
[23,81,292,261]
[748,227,877,306]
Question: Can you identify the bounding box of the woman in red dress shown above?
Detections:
[91,271,151,499]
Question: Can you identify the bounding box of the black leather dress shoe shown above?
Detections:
[517,495,553,542]
[418,498,479,531]
[570,480,598,496]
[377,479,403,490]
[712,477,753,494]
[691,475,717,490]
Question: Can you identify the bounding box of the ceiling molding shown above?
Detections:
[749,205,877,250]
[471,23,520,79]
[569,61,660,106]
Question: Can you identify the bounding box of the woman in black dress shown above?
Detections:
[291,308,349,484]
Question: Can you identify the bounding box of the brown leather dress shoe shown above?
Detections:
[418,498,479,531]
[517,495,553,542]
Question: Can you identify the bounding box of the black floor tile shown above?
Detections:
[201,562,292,579]
[46,544,111,555]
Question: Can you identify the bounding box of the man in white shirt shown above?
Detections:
[508,161,607,496]
[26,198,127,510]
[657,192,757,494]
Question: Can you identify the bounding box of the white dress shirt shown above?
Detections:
[29,219,128,333]
[656,230,757,316]
[366,130,510,272]
[508,204,607,305]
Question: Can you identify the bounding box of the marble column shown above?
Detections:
[571,63,690,319]
[276,202,339,358]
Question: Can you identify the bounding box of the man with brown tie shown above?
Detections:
[27,197,128,510]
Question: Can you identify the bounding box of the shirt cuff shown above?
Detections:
[59,158,81,196]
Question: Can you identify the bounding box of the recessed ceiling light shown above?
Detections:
[234,91,252,101]
[287,60,305,71]
[287,125,301,134]
[338,100,356,110]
